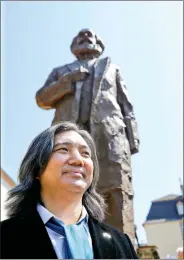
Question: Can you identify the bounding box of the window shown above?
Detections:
[177,201,184,215]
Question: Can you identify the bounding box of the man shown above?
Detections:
[1,121,138,259]
[36,29,140,241]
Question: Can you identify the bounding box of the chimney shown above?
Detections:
[179,177,183,197]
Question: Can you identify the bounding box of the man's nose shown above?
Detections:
[68,151,84,166]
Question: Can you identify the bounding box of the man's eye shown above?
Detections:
[82,151,90,157]
[54,147,68,153]
[60,147,68,152]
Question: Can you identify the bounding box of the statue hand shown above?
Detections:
[131,139,139,154]
[62,67,89,83]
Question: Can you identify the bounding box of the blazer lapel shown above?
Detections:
[22,210,57,259]
[65,60,82,122]
[92,57,110,104]
[66,60,80,72]
[66,57,111,105]
[88,218,118,259]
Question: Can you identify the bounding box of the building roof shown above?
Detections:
[146,194,183,222]
[152,194,180,202]
[1,168,16,187]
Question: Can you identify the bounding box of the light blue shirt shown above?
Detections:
[37,203,93,259]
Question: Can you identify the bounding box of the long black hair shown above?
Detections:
[6,121,106,221]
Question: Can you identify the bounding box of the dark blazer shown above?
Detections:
[0,209,138,259]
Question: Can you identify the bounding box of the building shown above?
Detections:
[143,194,184,259]
[1,169,16,220]
[137,245,160,259]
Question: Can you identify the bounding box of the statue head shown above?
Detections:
[70,28,105,60]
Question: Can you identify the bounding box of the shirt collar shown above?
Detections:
[37,203,88,225]
[79,58,97,69]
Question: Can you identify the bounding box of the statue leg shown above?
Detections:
[93,127,135,243]
[104,188,124,232]
[104,185,135,244]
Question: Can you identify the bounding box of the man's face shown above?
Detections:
[71,29,103,57]
[39,131,94,195]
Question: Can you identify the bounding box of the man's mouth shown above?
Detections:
[63,169,84,177]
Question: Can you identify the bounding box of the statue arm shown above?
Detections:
[35,68,74,109]
[116,68,140,154]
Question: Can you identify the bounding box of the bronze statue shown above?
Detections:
[36,28,139,242]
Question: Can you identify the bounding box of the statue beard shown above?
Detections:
[72,43,102,59]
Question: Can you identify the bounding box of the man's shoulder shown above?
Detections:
[91,217,131,243]
[1,217,16,225]
[52,64,68,74]
[98,57,119,70]
[1,217,22,230]
[53,60,79,73]
[0,217,20,239]
[97,220,128,239]
[1,213,41,238]
[90,218,138,259]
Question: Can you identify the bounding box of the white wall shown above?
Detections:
[1,178,11,220]
[144,220,183,258]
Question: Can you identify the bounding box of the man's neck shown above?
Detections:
[40,192,83,225]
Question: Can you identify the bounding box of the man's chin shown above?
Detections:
[62,178,88,191]
[66,184,87,194]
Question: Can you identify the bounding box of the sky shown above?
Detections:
[1,1,183,243]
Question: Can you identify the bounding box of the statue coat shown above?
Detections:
[36,57,139,193]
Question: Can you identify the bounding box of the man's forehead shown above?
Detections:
[54,131,89,147]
